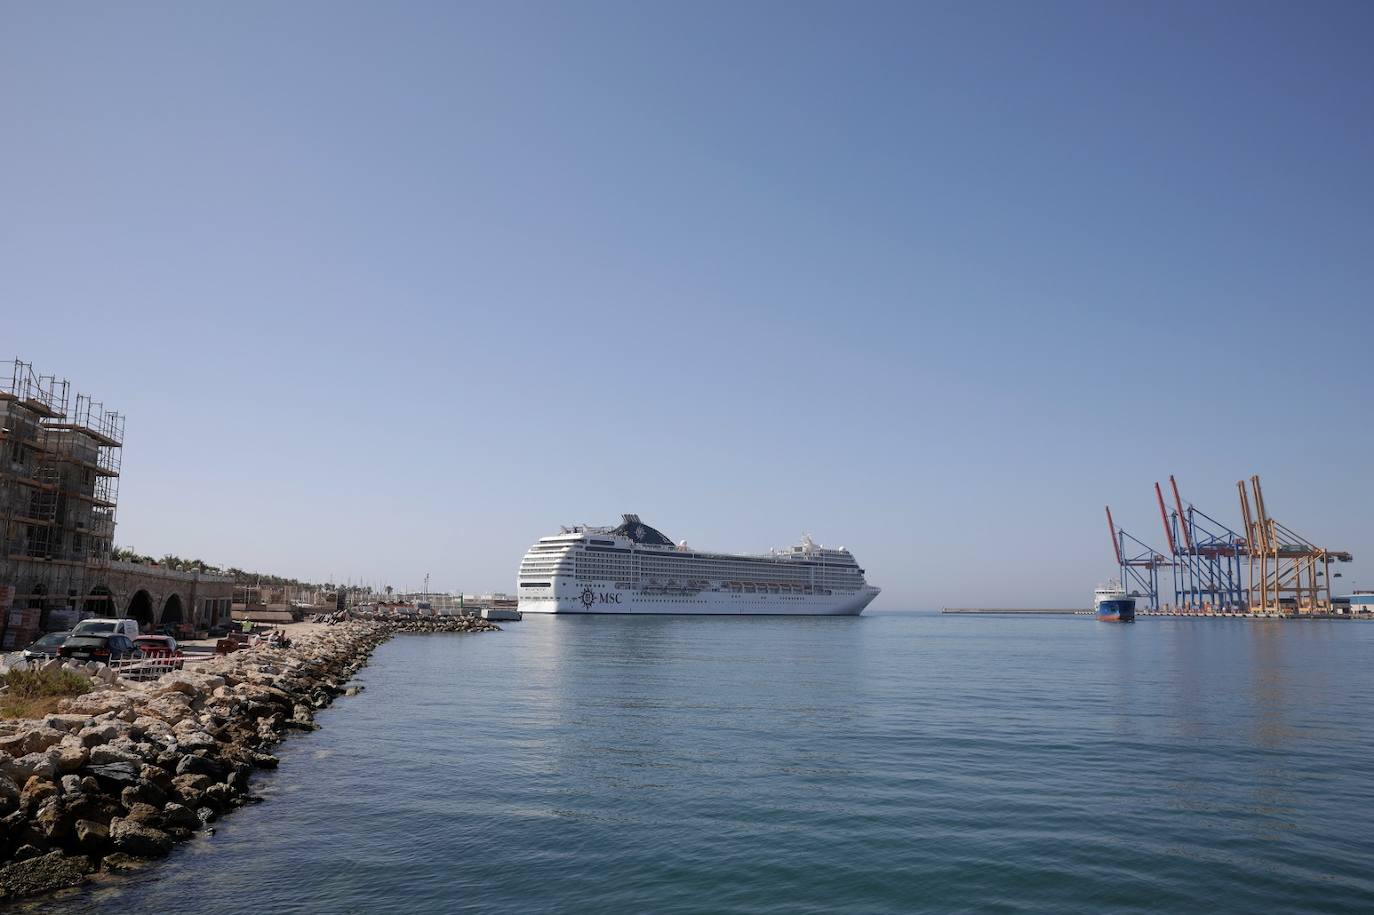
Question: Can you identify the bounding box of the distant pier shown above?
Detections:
[943,607,1371,620]
[943,607,1090,615]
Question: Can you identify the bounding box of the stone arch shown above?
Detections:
[160,593,184,627]
[84,585,114,616]
[127,590,154,629]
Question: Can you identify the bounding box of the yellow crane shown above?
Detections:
[1238,475,1352,614]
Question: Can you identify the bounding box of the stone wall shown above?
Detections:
[89,563,234,630]
[1,559,234,636]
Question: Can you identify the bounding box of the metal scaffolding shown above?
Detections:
[0,358,124,642]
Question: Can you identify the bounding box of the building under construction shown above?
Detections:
[1106,474,1354,615]
[1,358,232,648]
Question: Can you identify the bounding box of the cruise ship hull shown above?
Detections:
[520,583,881,616]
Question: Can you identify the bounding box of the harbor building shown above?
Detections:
[0,358,232,647]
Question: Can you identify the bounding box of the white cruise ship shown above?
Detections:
[518,514,880,615]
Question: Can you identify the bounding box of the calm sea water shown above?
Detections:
[36,612,1374,913]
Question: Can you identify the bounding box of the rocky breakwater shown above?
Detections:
[0,615,499,900]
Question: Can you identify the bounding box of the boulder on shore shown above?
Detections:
[108,817,173,858]
[0,850,90,899]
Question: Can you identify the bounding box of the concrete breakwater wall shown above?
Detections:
[0,616,499,901]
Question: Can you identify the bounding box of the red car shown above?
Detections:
[133,635,185,670]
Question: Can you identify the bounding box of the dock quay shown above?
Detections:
[944,607,1372,621]
[943,608,1091,615]
[1139,609,1372,620]
[1104,473,1356,616]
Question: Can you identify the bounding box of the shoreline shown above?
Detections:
[0,616,499,902]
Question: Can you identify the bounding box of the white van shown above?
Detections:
[72,617,141,640]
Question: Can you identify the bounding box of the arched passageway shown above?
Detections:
[160,593,184,628]
[127,590,154,630]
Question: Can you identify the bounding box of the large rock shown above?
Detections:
[0,775,19,814]
[0,752,57,784]
[53,743,88,774]
[82,763,140,793]
[153,676,203,698]
[176,731,217,753]
[120,779,166,810]
[122,802,161,826]
[77,723,120,748]
[108,817,172,858]
[138,695,192,726]
[0,850,89,899]
[19,777,57,815]
[171,772,211,793]
[139,764,174,793]
[33,796,70,841]
[202,782,237,809]
[161,802,199,831]
[42,714,94,734]
[62,792,122,827]
[98,852,148,873]
[89,745,142,767]
[170,773,210,806]
[0,728,64,757]
[73,819,109,854]
[175,754,227,779]
[130,717,174,740]
[59,692,132,717]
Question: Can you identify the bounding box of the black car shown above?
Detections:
[58,633,143,663]
[22,630,72,661]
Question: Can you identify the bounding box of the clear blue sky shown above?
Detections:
[3,2,1371,606]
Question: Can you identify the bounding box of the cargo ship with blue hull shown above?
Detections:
[1093,582,1136,622]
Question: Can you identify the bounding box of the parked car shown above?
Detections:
[22,630,72,661]
[58,633,142,663]
[133,635,185,670]
[73,618,141,640]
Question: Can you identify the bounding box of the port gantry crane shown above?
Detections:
[1156,476,1247,612]
[1105,506,1170,611]
[1237,475,1352,614]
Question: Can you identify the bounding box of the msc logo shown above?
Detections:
[580,587,622,609]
